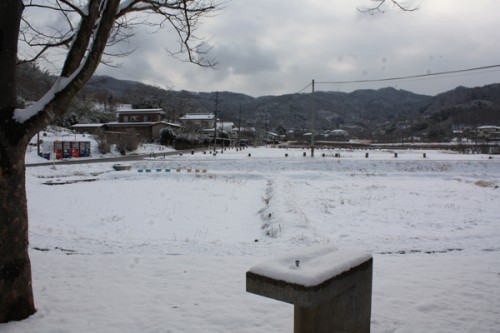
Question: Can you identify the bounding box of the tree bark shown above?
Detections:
[0,0,22,110]
[0,0,36,322]
[0,139,34,323]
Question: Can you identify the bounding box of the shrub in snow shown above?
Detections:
[115,129,141,155]
[160,127,211,149]
[95,129,111,154]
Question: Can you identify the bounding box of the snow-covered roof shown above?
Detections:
[106,121,177,127]
[71,123,105,128]
[107,122,157,126]
[116,108,164,114]
[266,131,280,138]
[72,121,180,129]
[478,125,500,130]
[159,121,182,128]
[179,113,214,120]
[331,129,348,133]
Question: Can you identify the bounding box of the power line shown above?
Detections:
[315,63,500,86]
[296,82,312,94]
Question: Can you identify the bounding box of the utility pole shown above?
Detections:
[311,79,315,157]
[265,112,269,147]
[221,118,224,150]
[37,132,40,157]
[238,104,241,147]
[213,92,219,152]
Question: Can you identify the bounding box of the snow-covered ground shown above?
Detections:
[3,144,500,332]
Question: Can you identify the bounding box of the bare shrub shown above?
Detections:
[95,129,111,154]
[116,129,141,155]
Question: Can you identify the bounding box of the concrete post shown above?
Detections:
[247,247,372,333]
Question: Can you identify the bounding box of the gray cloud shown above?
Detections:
[212,41,280,76]
[28,0,500,97]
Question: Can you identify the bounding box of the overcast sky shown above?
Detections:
[36,0,500,97]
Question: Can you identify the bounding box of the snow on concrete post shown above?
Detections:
[246,246,373,333]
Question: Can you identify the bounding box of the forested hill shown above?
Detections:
[16,64,500,140]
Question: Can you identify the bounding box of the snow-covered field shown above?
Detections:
[3,146,500,332]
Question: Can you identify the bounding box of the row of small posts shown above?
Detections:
[184,146,247,157]
[182,148,427,160]
[278,152,428,158]
[149,147,246,158]
[137,168,207,173]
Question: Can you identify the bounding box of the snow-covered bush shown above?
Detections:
[160,127,211,149]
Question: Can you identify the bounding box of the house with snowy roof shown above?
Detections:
[477,125,500,141]
[72,108,180,142]
[179,113,216,130]
[116,108,164,123]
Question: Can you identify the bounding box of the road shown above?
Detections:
[26,149,194,167]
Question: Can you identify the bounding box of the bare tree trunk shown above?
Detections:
[0,0,21,110]
[0,140,35,322]
[0,0,36,322]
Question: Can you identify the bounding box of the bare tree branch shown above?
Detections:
[358,0,421,14]
[114,0,221,67]
[19,0,221,68]
[58,0,86,16]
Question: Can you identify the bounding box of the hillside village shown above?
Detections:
[17,64,500,156]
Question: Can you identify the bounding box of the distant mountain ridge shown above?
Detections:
[83,75,500,140]
[16,65,500,141]
[84,75,433,127]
